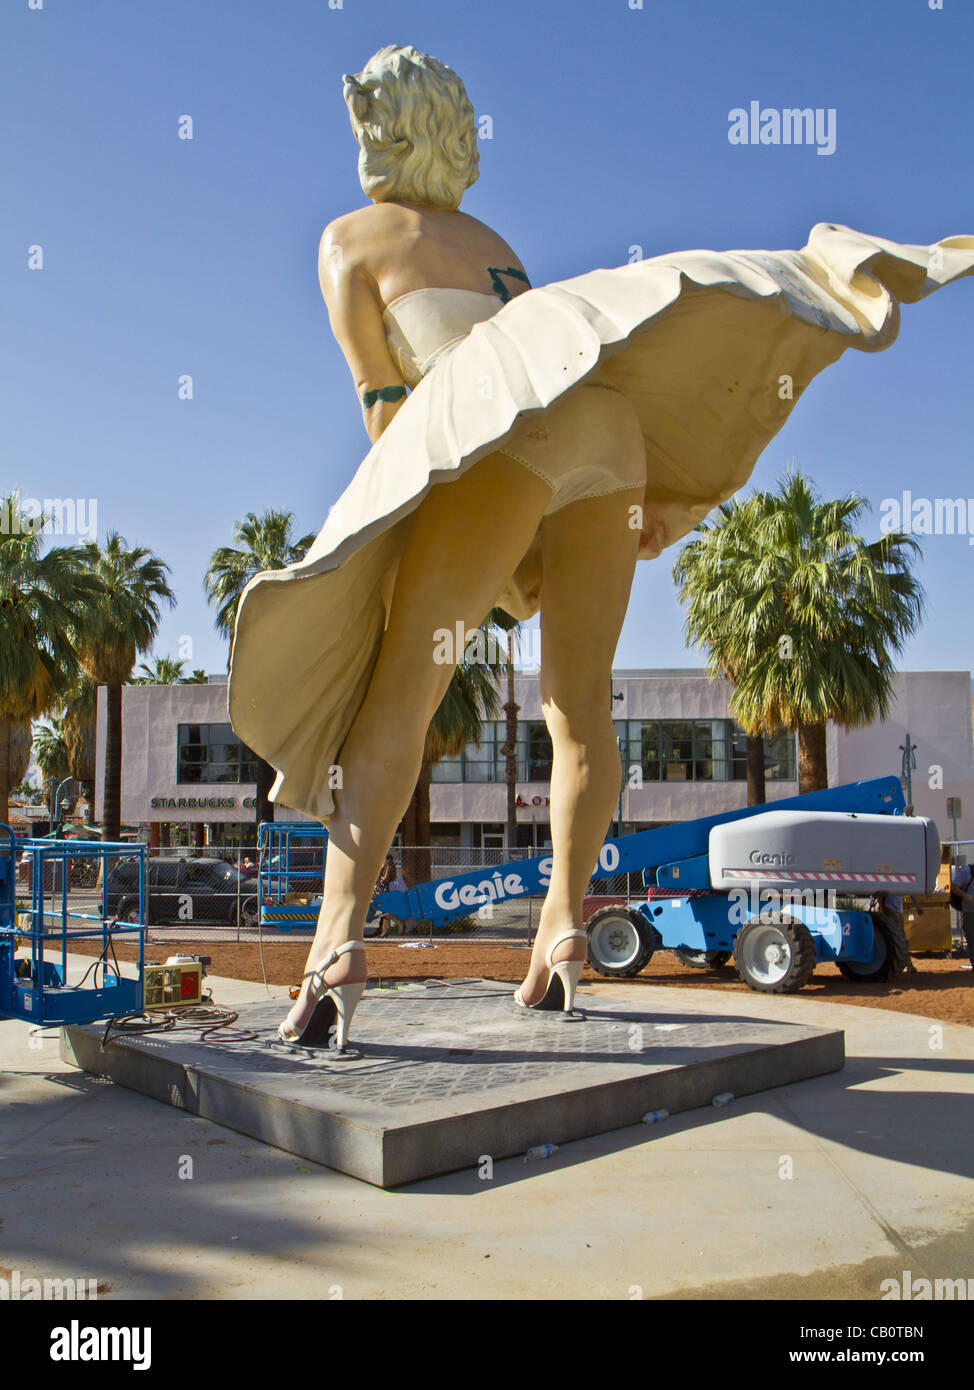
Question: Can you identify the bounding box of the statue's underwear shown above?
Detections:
[382,287,648,514]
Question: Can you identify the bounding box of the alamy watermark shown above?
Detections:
[728,885,837,924]
[49,1320,151,1370]
[0,496,98,541]
[432,620,542,669]
[1,1268,98,1300]
[881,1269,974,1300]
[728,102,836,156]
[880,491,974,545]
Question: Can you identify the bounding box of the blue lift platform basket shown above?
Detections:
[0,827,146,1026]
[254,776,938,993]
[257,820,328,933]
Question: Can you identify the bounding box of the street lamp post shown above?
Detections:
[53,778,74,834]
[899,733,917,815]
[610,678,625,839]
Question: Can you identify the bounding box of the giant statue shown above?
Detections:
[227,44,973,1048]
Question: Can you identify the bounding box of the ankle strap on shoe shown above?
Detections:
[320,940,366,969]
[545,929,589,970]
[303,940,366,982]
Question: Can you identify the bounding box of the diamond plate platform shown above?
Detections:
[60,980,844,1187]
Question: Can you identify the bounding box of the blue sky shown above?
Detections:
[4,0,972,677]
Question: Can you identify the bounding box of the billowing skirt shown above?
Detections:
[228,224,974,822]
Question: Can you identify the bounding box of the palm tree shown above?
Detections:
[0,493,99,823]
[6,723,34,806]
[674,499,770,805]
[32,717,71,785]
[204,511,315,825]
[184,669,208,684]
[499,618,521,853]
[681,472,924,794]
[61,676,97,820]
[400,610,511,887]
[133,655,186,684]
[77,534,176,840]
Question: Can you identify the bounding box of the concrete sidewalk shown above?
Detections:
[1,970,973,1300]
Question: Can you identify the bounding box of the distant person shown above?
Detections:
[949,861,974,973]
[374,854,396,895]
[373,854,400,937]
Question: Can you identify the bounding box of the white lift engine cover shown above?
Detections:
[708,810,939,894]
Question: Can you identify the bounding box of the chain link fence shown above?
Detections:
[11,842,644,947]
[14,838,972,961]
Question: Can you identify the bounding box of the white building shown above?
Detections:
[96,668,974,849]
[95,677,268,848]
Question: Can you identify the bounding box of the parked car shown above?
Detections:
[105,857,257,929]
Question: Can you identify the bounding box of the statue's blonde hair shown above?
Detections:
[342,45,479,211]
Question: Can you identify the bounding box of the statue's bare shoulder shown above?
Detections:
[319,207,374,271]
[319,202,530,304]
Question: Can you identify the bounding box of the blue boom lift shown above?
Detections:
[258,776,939,994]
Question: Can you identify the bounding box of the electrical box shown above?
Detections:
[144,955,206,1010]
[903,893,954,952]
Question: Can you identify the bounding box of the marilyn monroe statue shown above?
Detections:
[227,44,973,1049]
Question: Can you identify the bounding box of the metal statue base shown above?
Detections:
[60,979,843,1188]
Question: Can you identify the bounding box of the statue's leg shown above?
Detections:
[283,453,554,1030]
[516,482,645,1005]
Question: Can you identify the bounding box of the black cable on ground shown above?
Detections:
[101,1005,259,1049]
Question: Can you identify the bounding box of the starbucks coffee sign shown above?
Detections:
[150,795,257,811]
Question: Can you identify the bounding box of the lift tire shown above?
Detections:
[672,948,732,971]
[586,906,659,978]
[118,898,141,925]
[733,915,817,993]
[837,911,911,983]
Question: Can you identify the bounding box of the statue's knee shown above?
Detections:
[540,685,617,739]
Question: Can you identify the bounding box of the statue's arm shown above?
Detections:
[318,225,407,445]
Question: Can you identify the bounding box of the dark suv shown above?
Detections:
[106,857,257,928]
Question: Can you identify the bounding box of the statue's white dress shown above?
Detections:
[227,223,973,822]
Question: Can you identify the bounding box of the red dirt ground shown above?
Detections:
[75,939,974,1027]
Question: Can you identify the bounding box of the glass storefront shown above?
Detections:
[148,820,258,849]
[430,718,796,784]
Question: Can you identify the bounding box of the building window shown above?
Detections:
[177,724,258,784]
[426,716,796,784]
[617,720,796,783]
[761,728,797,781]
[431,723,496,783]
[694,719,732,781]
[430,721,552,784]
[624,719,660,783]
[461,726,495,783]
[430,822,462,848]
[526,722,553,782]
[660,720,694,781]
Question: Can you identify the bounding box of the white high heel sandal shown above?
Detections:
[513,930,589,1014]
[277,940,367,1050]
